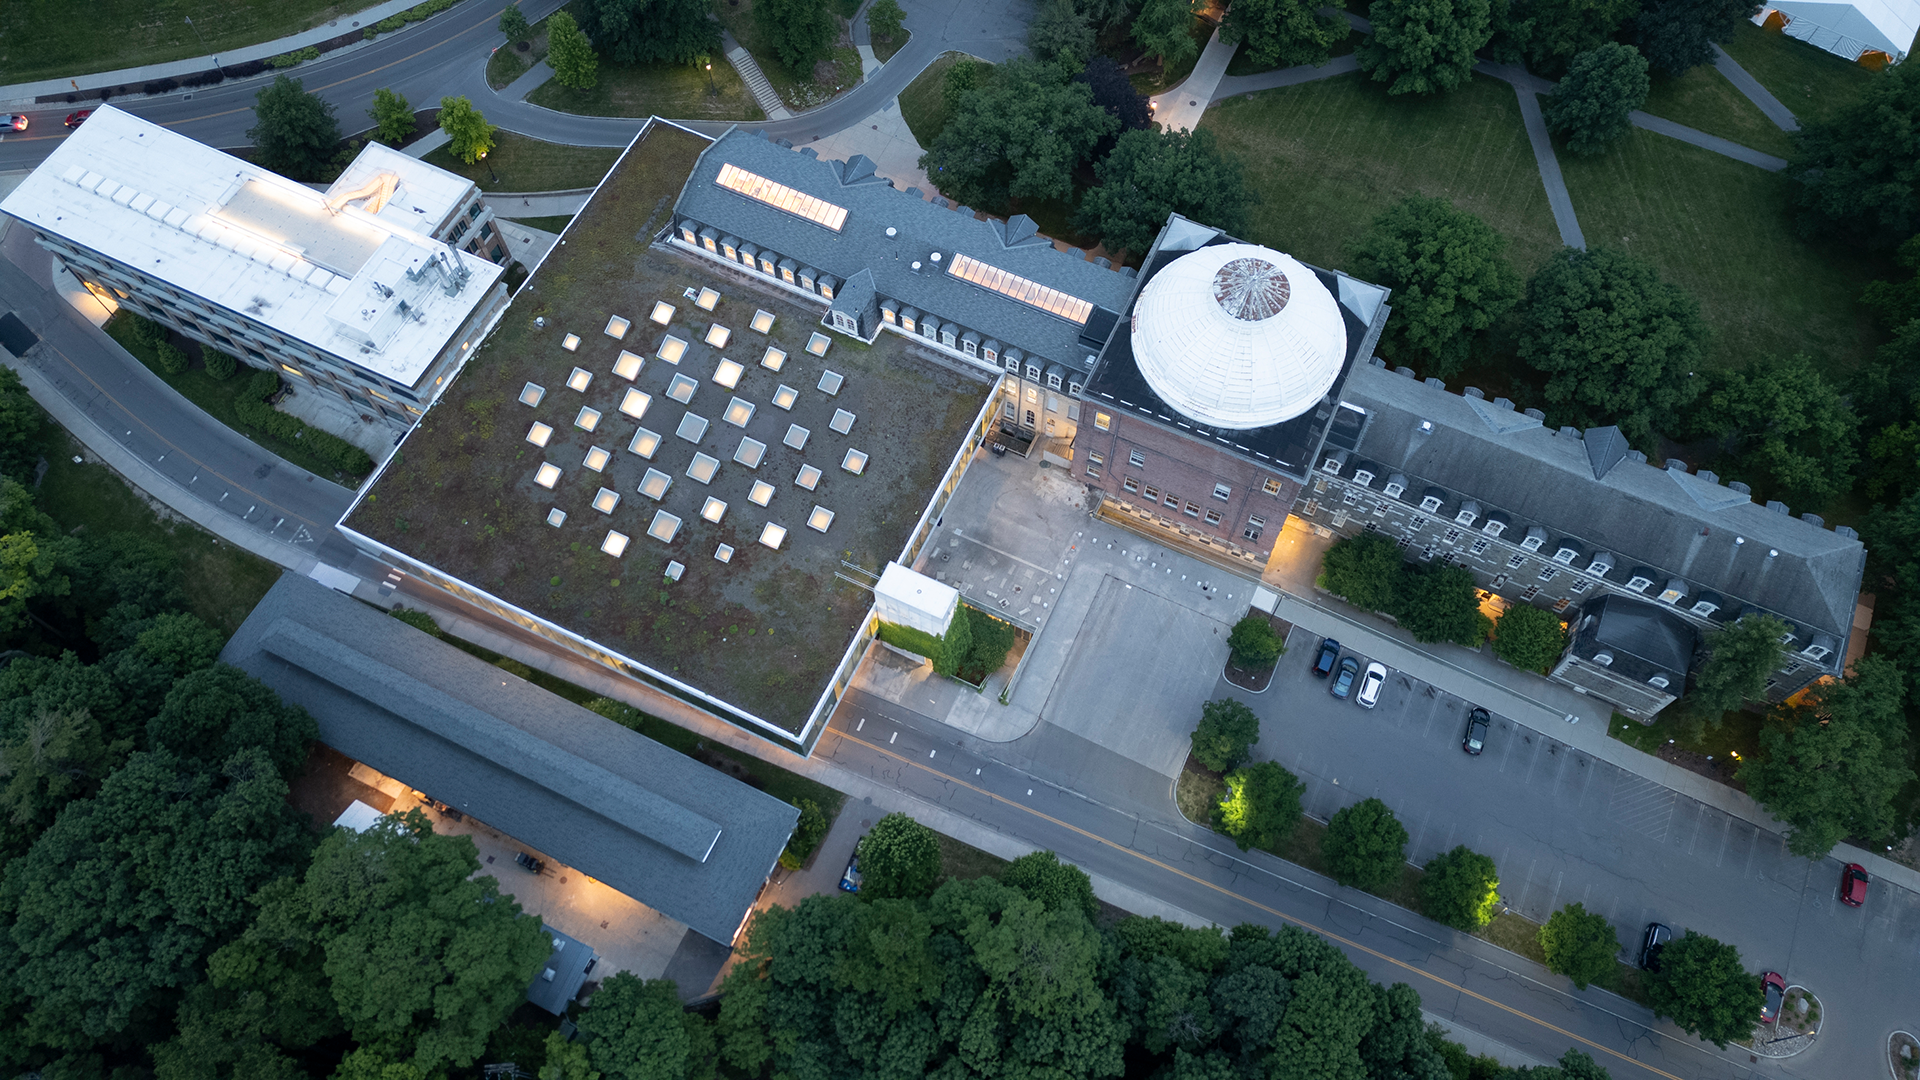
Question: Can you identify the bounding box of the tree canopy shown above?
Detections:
[1346,195,1522,378]
[1002,850,1099,919]
[859,812,943,899]
[577,973,715,1080]
[1077,127,1252,255]
[1212,761,1304,851]
[547,11,600,90]
[1320,532,1402,612]
[1645,930,1761,1048]
[1487,0,1637,77]
[921,59,1117,209]
[369,87,415,147]
[1491,603,1566,673]
[1221,0,1350,69]
[498,4,531,41]
[1419,846,1499,931]
[866,0,906,40]
[1542,43,1650,156]
[437,96,496,165]
[1075,56,1153,142]
[248,76,341,182]
[1132,0,1202,67]
[1392,564,1488,647]
[1683,353,1859,507]
[1322,798,1408,893]
[1192,697,1262,772]
[1539,903,1621,989]
[1355,0,1493,95]
[1687,614,1788,718]
[1030,0,1096,66]
[1787,59,1920,247]
[757,0,836,72]
[574,0,720,65]
[1227,615,1285,669]
[1630,0,1755,75]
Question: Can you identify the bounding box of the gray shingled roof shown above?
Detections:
[222,573,798,944]
[1339,363,1864,640]
[671,129,1136,370]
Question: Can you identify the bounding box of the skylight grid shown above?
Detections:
[947,253,1093,324]
[716,163,848,231]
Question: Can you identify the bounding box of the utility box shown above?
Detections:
[874,562,959,638]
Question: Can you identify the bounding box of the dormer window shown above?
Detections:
[1004,353,1021,374]
[1586,552,1614,577]
[1353,469,1376,487]
[1454,501,1479,526]
[1626,574,1653,592]
[1482,517,1507,538]
[1419,488,1445,513]
[1553,546,1578,565]
[1323,456,1343,474]
[1594,652,1614,667]
[1691,599,1720,617]
[1384,474,1407,498]
[1046,371,1062,390]
[1648,675,1670,689]
[1520,527,1547,552]
[1657,579,1687,605]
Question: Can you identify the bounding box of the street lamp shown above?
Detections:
[184,15,221,70]
[478,148,499,184]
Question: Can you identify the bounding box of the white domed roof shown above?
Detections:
[1130,243,1348,430]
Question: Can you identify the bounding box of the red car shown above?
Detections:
[1760,971,1786,1023]
[1840,862,1869,907]
[64,110,92,128]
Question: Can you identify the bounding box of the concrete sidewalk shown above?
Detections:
[1630,110,1788,170]
[1713,43,1800,131]
[1152,27,1236,135]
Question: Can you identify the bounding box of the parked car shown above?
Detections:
[1840,862,1869,907]
[1312,638,1341,677]
[839,844,863,892]
[1462,707,1491,755]
[64,110,92,128]
[513,851,544,874]
[1355,662,1387,708]
[1330,657,1360,699]
[1638,922,1671,970]
[1760,971,1786,1023]
[4,115,27,132]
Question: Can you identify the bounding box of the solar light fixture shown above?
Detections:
[818,369,843,394]
[808,505,835,533]
[749,480,775,506]
[696,287,720,310]
[593,488,620,514]
[701,497,727,523]
[705,324,731,348]
[648,511,682,543]
[667,373,699,404]
[724,397,755,427]
[807,333,831,357]
[546,508,567,527]
[574,406,601,432]
[772,384,799,410]
[842,448,868,474]
[830,408,855,434]
[687,452,720,484]
[639,468,672,500]
[665,559,685,580]
[628,427,661,458]
[620,388,651,420]
[713,358,745,389]
[715,543,735,563]
[759,522,787,549]
[734,436,767,468]
[676,412,709,443]
[784,424,809,450]
[795,463,821,490]
[658,335,688,364]
[562,333,581,352]
[583,446,610,472]
[751,309,776,334]
[761,346,786,371]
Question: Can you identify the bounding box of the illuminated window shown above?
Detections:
[715,163,848,230]
[1094,412,1111,431]
[947,253,1094,324]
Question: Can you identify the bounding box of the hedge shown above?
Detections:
[232,370,374,477]
[267,46,321,69]
[876,610,973,677]
[366,0,458,38]
[778,798,829,870]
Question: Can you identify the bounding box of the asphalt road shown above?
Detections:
[1242,636,1915,1080]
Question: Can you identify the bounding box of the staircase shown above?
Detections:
[725,44,792,120]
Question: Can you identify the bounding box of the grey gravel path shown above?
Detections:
[1630,110,1790,170]
[1509,83,1586,249]
[1712,42,1801,131]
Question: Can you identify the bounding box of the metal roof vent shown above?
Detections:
[885,226,897,238]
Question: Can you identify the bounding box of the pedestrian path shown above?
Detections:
[1629,110,1788,170]
[1510,82,1587,248]
[1152,27,1237,134]
[724,33,793,121]
[1712,43,1800,131]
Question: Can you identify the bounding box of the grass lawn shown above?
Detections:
[33,425,281,637]
[504,214,575,233]
[1609,706,1761,787]
[1222,27,1361,76]
[1558,128,1885,373]
[102,311,365,482]
[0,0,382,84]
[936,832,1012,885]
[1203,72,1564,276]
[422,131,624,193]
[1717,21,1878,128]
[715,0,864,110]
[528,56,763,121]
[872,29,910,64]
[488,17,554,90]
[1640,62,1795,159]
[900,52,967,147]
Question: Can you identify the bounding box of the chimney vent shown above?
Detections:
[1425,377,1447,390]
[1559,426,1581,438]
[1697,470,1718,484]
[1396,366,1417,378]
[1666,458,1688,471]
[1464,386,1485,399]
[1766,501,1790,515]
[1524,408,1546,420]
[1728,481,1751,496]
[1494,397,1514,411]
[1801,513,1825,527]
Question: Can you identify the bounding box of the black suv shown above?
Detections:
[1312,638,1341,677]
[1462,708,1491,755]
[1639,923,1671,970]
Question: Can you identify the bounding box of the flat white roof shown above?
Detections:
[0,106,501,387]
[327,141,477,237]
[875,561,959,623]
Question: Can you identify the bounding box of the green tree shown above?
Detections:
[1862,234,1920,331]
[1076,56,1153,140]
[248,76,341,181]
[369,87,415,147]
[1684,353,1859,506]
[866,0,906,39]
[1003,850,1098,918]
[541,1030,600,1080]
[0,367,42,485]
[574,0,718,65]
[1630,0,1755,75]
[1212,760,1304,850]
[1645,930,1761,1048]
[1132,0,1200,67]
[1075,127,1252,255]
[133,611,226,677]
[1517,246,1708,438]
[1392,564,1488,647]
[757,0,836,71]
[1345,195,1522,377]
[858,812,942,899]
[1491,603,1566,673]
[578,973,713,1080]
[1788,59,1920,247]
[1539,902,1620,989]
[1320,531,1402,612]
[1740,655,1912,857]
[204,350,239,379]
[498,4,531,40]
[1355,0,1493,95]
[1322,797,1408,892]
[1030,0,1096,66]
[336,1049,427,1080]
[920,58,1117,208]
[1077,0,1138,30]
[1543,43,1650,155]
[778,797,829,869]
[1221,0,1349,69]
[547,12,600,90]
[1686,614,1788,718]
[1227,615,1284,669]
[0,707,113,849]
[438,96,496,166]
[0,477,75,640]
[147,663,320,778]
[1488,0,1638,77]
[1419,846,1499,931]
[1191,697,1262,772]
[942,56,986,112]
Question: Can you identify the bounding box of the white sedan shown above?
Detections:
[1355,661,1388,709]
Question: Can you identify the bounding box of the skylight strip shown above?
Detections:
[715,162,848,231]
[947,252,1093,324]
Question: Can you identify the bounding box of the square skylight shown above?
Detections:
[715,543,735,563]
[667,373,699,404]
[761,346,786,372]
[519,382,546,407]
[843,448,869,474]
[639,468,672,500]
[629,427,661,458]
[605,316,630,340]
[705,324,731,348]
[593,487,620,514]
[701,496,728,523]
[650,301,675,326]
[734,436,766,468]
[546,508,567,527]
[759,522,787,550]
[665,560,685,581]
[526,421,552,447]
[772,384,799,410]
[583,446,610,472]
[535,463,561,488]
[696,287,720,311]
[620,388,651,420]
[713,358,745,389]
[808,505,835,533]
[751,309,776,334]
[676,412,709,443]
[658,335,688,364]
[614,350,644,380]
[687,452,720,484]
[807,333,831,357]
[796,464,822,490]
[818,370,844,395]
[648,511,682,543]
[567,366,593,392]
[784,424,810,450]
[575,406,601,432]
[749,480,775,507]
[563,333,581,352]
[602,530,630,557]
[830,408,856,434]
[724,397,755,427]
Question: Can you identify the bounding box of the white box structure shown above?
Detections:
[874,562,959,638]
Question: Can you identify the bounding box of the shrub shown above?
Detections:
[268,46,322,68]
[858,812,941,898]
[231,371,375,476]
[203,350,238,380]
[778,798,829,869]
[126,314,168,349]
[1227,614,1284,667]
[1540,902,1620,989]
[1212,760,1304,851]
[1419,846,1500,930]
[1190,697,1261,772]
[1002,850,1097,917]
[389,607,443,637]
[961,607,1016,678]
[154,341,190,375]
[1322,797,1408,893]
